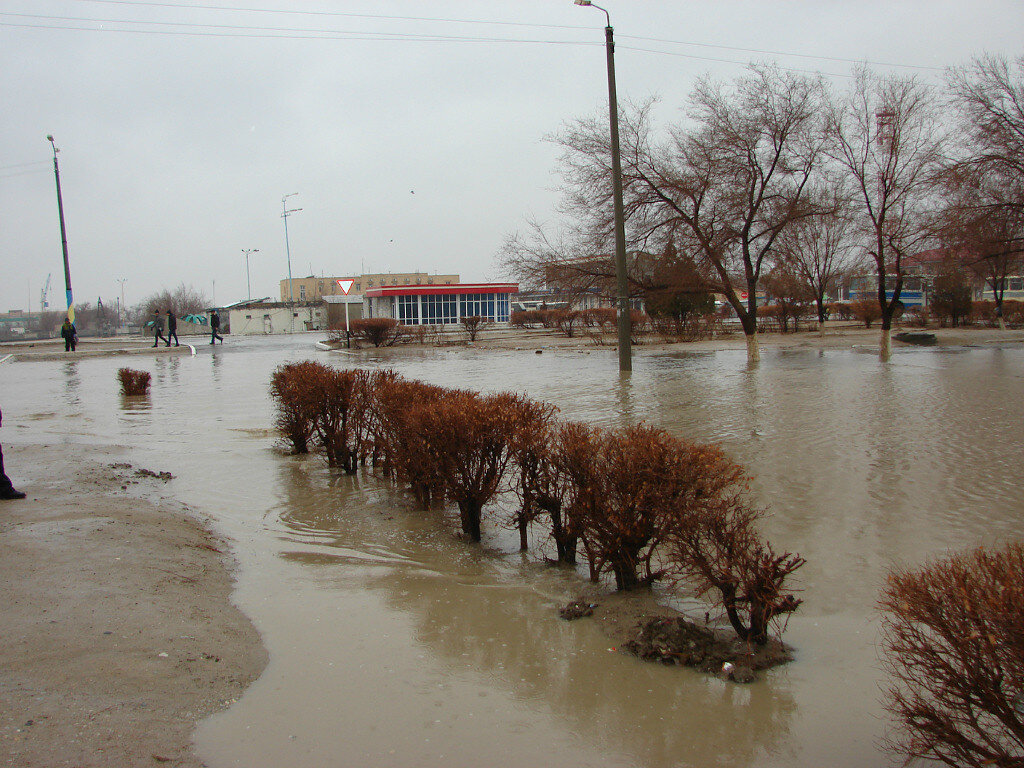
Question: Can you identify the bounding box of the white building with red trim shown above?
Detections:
[363,283,518,326]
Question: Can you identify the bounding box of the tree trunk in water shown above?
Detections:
[612,562,640,591]
[458,499,482,542]
[818,320,826,336]
[518,512,529,551]
[745,331,760,363]
[879,326,892,361]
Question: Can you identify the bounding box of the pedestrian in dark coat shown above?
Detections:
[166,309,180,347]
[151,310,167,347]
[0,408,27,500]
[60,317,77,352]
[210,310,224,344]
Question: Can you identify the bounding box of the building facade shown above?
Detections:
[279,272,460,303]
[228,300,327,335]
[364,283,517,326]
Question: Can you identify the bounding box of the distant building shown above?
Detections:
[364,283,517,326]
[280,272,460,303]
[846,248,950,307]
[226,299,327,335]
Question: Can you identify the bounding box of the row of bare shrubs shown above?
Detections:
[511,308,657,340]
[327,316,491,347]
[270,360,805,645]
[903,299,1024,328]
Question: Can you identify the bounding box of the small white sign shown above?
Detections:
[337,279,354,295]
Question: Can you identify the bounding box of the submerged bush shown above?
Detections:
[880,541,1024,767]
[117,367,151,396]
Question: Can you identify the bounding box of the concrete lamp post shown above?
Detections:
[573,0,632,372]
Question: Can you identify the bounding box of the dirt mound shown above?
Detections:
[622,616,792,683]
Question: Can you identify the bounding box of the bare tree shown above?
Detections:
[135,283,209,320]
[937,174,1024,328]
[499,224,710,308]
[552,65,826,362]
[880,541,1024,768]
[826,68,946,359]
[774,185,865,329]
[946,54,1024,216]
[941,55,1024,328]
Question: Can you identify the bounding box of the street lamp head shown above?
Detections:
[574,0,592,5]
[46,134,54,142]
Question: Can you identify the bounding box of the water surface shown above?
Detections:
[2,335,1021,767]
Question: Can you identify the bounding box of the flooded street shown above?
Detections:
[2,335,1022,767]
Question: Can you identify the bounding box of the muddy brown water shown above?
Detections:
[2,335,1022,767]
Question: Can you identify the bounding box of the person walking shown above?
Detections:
[60,316,77,352]
[166,309,180,347]
[151,310,167,348]
[210,309,224,344]
[0,408,27,500]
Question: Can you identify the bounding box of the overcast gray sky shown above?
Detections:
[1,0,1021,314]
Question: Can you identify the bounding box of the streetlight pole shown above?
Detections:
[47,135,75,323]
[573,1,631,372]
[242,248,259,300]
[281,194,302,334]
[116,277,127,329]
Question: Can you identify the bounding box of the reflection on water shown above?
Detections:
[2,335,1022,768]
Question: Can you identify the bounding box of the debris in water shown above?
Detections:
[558,599,597,620]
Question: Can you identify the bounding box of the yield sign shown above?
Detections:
[337,279,354,295]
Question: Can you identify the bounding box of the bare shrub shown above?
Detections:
[903,306,931,328]
[349,318,403,347]
[117,367,151,396]
[668,486,805,645]
[629,310,649,341]
[269,361,322,453]
[298,363,377,472]
[504,398,560,551]
[829,302,853,321]
[1003,299,1024,326]
[549,309,581,337]
[880,541,1024,768]
[416,391,529,542]
[850,299,883,328]
[325,322,352,345]
[461,315,486,342]
[372,377,452,506]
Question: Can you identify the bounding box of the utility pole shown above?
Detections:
[242,249,259,300]
[47,135,74,322]
[573,1,631,372]
[116,277,127,328]
[281,194,302,334]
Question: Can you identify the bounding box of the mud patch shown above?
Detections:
[621,616,792,683]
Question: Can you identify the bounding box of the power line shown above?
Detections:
[40,1,949,72]
[0,11,591,42]
[0,167,50,180]
[620,35,943,72]
[0,16,598,45]
[0,160,50,171]
[65,0,593,30]
[618,45,855,80]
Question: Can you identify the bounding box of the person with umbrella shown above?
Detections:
[150,310,167,348]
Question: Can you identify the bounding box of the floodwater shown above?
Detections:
[2,335,1022,767]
